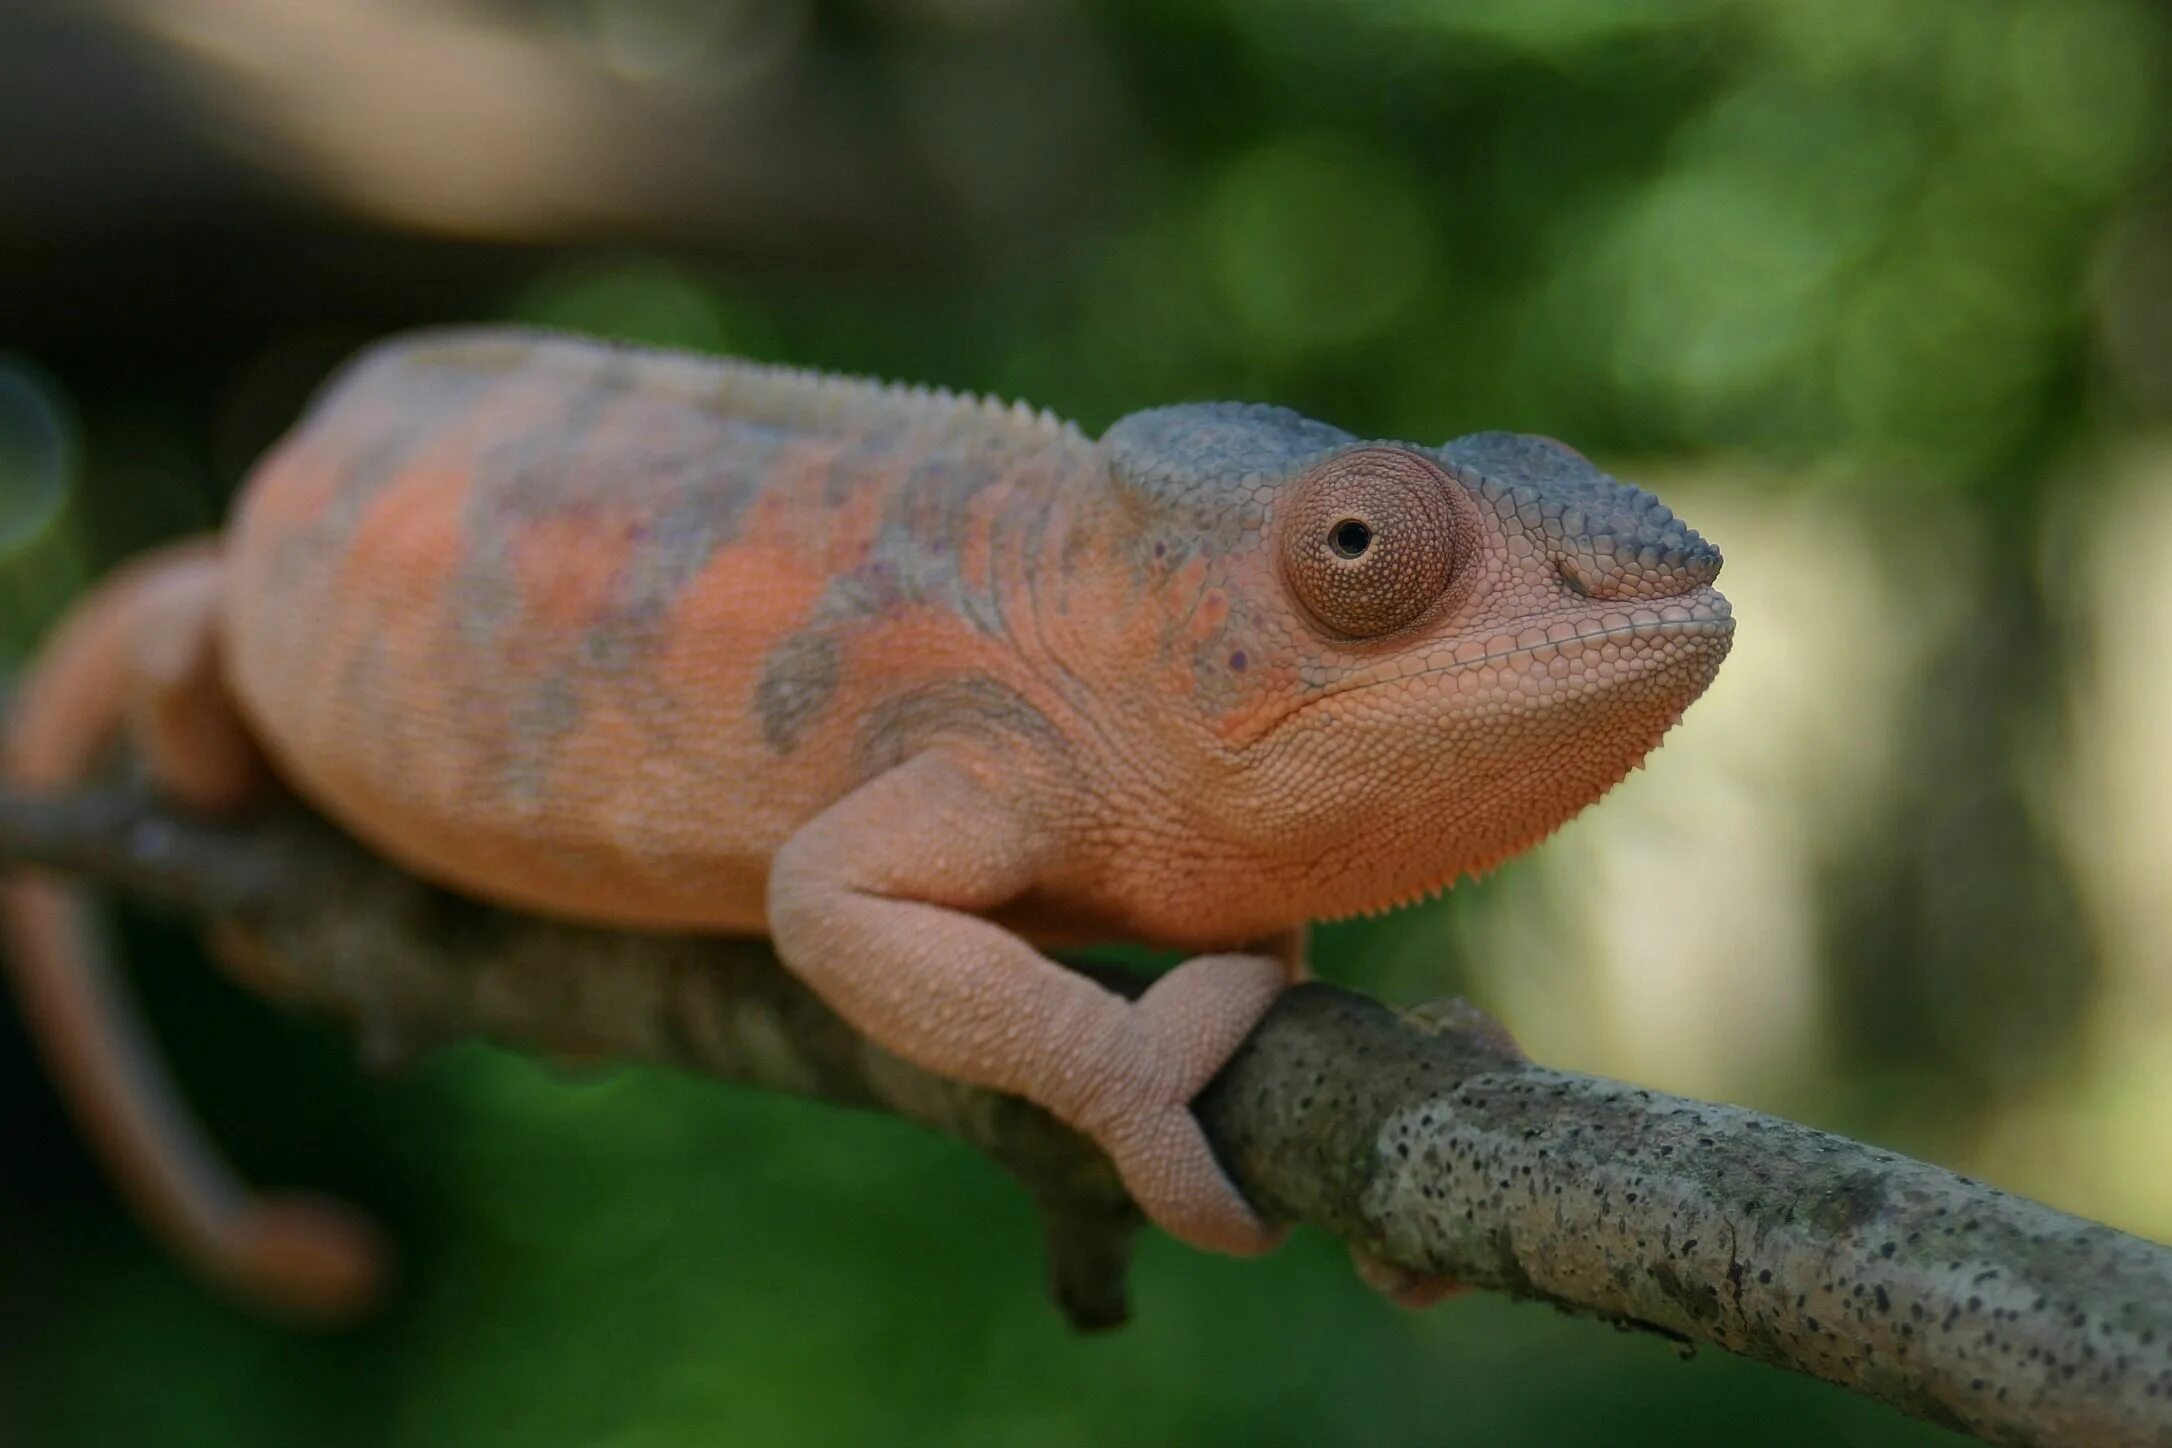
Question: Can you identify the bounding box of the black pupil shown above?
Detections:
[1330,519,1373,558]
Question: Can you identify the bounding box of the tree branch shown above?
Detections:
[1,787,2167,1447]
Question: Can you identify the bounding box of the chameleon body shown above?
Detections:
[1,328,1733,1315]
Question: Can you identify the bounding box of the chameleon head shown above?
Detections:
[1100,405,1734,924]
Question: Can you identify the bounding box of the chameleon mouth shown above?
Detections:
[1312,585,1733,702]
[1430,590,1734,677]
[1234,586,1734,755]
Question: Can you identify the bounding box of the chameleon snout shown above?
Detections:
[1552,512,1722,604]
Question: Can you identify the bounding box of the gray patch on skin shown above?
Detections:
[807,432,1039,641]
[885,445,1013,635]
[452,367,1065,795]
[823,558,906,620]
[329,432,414,522]
[450,355,643,660]
[502,673,583,806]
[1104,402,1353,541]
[578,461,773,672]
[822,426,905,506]
[466,354,641,530]
[852,674,1059,782]
[755,634,843,753]
[1437,431,1721,597]
[442,361,790,798]
[293,348,507,575]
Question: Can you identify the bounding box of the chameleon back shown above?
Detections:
[221,330,1095,929]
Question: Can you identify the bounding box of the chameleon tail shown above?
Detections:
[0,546,384,1321]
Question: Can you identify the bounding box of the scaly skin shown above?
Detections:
[2,328,1734,1313]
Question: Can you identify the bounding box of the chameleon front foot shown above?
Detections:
[1072,952,1290,1258]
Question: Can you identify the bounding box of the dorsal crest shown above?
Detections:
[374,326,1090,456]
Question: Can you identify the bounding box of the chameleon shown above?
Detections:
[0,327,1733,1317]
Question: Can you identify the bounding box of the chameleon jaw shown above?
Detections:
[1294,593,1735,924]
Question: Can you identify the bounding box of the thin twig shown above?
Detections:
[1,787,2167,1446]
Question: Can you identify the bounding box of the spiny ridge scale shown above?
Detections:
[487,327,1088,451]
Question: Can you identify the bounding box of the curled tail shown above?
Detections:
[1,542,385,1321]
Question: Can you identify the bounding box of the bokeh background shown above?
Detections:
[2,1,2168,1444]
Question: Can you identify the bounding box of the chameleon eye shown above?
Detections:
[1281,448,1460,638]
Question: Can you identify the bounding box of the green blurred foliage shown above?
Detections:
[1,0,2166,1444]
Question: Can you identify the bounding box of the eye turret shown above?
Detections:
[1280,448,1464,638]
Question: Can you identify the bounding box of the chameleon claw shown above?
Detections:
[1349,1242,1468,1309]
